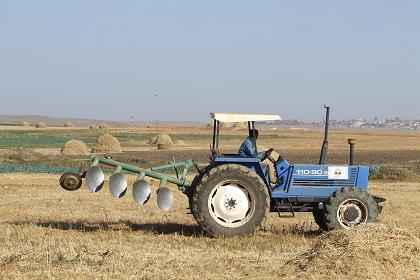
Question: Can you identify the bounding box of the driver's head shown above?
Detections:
[249,129,259,139]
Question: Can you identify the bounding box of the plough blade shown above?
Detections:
[86,166,104,193]
[133,179,151,205]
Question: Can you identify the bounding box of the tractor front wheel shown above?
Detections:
[324,187,379,230]
[191,164,269,237]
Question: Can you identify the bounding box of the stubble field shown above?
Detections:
[0,125,419,279]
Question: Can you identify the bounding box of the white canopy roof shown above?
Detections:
[210,112,281,123]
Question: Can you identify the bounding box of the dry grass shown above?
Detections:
[233,122,247,130]
[2,128,420,279]
[154,134,173,145]
[99,123,109,129]
[89,123,99,129]
[154,134,173,150]
[64,122,75,128]
[35,122,47,128]
[92,134,122,154]
[20,121,30,127]
[0,173,419,279]
[282,224,419,279]
[220,122,232,129]
[61,140,89,156]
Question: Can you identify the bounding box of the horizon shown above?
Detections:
[1,1,419,122]
[1,112,419,124]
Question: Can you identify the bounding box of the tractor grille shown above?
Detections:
[293,168,358,188]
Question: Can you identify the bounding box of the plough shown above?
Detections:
[60,156,196,211]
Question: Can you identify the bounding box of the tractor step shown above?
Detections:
[275,199,295,218]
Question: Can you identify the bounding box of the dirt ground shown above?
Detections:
[1,127,420,279]
[0,174,419,279]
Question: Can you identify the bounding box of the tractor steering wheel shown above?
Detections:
[267,155,277,165]
[261,148,274,162]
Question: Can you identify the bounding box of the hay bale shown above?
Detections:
[61,140,89,155]
[153,134,173,150]
[220,122,232,129]
[35,122,47,128]
[99,122,109,129]
[148,136,158,144]
[154,134,173,145]
[89,123,99,129]
[146,123,156,128]
[64,122,75,128]
[92,133,122,153]
[21,121,30,127]
[282,224,420,279]
[158,143,173,150]
[233,122,247,130]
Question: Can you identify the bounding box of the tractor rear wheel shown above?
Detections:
[324,187,379,230]
[312,209,328,231]
[191,164,269,237]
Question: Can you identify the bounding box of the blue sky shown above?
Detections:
[0,1,419,121]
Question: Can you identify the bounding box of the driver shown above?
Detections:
[239,129,273,160]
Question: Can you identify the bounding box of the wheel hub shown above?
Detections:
[209,183,252,228]
[343,205,361,223]
[225,198,237,209]
[59,173,82,191]
[337,199,367,228]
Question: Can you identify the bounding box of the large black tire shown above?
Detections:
[187,165,213,209]
[191,164,270,237]
[312,209,328,231]
[324,187,379,230]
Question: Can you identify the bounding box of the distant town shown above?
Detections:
[276,117,420,131]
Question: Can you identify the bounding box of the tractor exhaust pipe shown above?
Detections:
[348,138,356,166]
[319,105,330,165]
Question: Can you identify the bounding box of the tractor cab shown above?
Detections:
[209,112,281,185]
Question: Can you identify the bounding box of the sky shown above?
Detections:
[0,1,419,122]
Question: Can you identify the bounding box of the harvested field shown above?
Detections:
[0,174,419,279]
[1,126,420,279]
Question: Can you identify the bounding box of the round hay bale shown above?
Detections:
[21,121,30,127]
[35,122,47,128]
[92,133,122,153]
[61,140,89,155]
[99,122,109,129]
[220,122,232,129]
[148,136,158,144]
[154,134,173,145]
[64,122,75,128]
[89,123,99,129]
[158,143,173,150]
[233,122,247,130]
[146,123,156,128]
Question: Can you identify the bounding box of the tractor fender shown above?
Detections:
[212,157,271,188]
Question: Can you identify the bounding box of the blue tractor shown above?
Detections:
[58,107,385,237]
[189,108,385,236]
